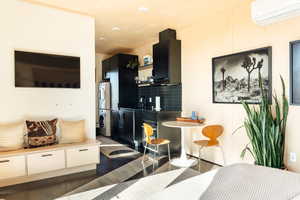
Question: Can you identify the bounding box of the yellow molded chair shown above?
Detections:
[193,125,226,166]
[142,123,171,163]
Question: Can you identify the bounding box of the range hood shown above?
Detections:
[152,29,181,84]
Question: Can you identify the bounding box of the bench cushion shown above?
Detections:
[59,120,86,144]
[0,122,24,151]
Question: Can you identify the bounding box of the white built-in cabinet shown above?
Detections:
[0,140,100,187]
[0,155,26,179]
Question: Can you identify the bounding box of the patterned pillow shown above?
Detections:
[26,119,58,147]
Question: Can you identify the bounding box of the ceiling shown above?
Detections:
[23,0,240,54]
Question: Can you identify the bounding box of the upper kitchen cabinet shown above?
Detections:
[102,54,138,110]
[153,29,181,84]
[102,58,111,80]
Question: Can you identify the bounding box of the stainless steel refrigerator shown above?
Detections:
[99,82,111,136]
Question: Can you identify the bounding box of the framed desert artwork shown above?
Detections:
[212,47,272,104]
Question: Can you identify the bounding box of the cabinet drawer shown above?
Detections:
[27,150,65,175]
[66,146,99,168]
[0,156,26,179]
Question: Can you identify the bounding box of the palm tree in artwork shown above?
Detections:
[220,67,226,91]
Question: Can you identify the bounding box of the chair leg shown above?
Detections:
[198,146,203,167]
[219,145,226,166]
[167,144,171,161]
[142,143,147,163]
[156,145,160,161]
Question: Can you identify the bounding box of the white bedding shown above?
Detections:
[200,164,300,200]
[147,169,218,200]
[58,164,300,200]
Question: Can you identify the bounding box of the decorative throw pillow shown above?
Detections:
[0,122,24,152]
[26,119,58,147]
[59,120,86,144]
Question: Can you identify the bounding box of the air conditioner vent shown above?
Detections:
[252,0,300,26]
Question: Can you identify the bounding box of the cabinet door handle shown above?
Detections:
[41,154,53,157]
[79,149,89,152]
[0,160,10,163]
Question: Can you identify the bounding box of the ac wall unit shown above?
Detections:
[252,0,300,26]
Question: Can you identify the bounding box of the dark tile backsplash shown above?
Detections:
[138,84,182,111]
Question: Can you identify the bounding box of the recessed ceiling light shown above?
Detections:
[112,27,121,31]
[138,6,149,12]
[99,37,105,40]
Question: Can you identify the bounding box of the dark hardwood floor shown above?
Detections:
[0,138,219,200]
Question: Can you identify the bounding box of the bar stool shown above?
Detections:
[193,125,226,166]
[142,123,171,163]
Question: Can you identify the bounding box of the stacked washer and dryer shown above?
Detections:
[98,81,111,137]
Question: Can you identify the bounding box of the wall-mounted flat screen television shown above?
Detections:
[15,50,80,88]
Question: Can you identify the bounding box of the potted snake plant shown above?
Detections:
[239,75,289,169]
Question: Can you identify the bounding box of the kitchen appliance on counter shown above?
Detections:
[143,55,153,65]
[99,81,111,136]
[138,96,146,109]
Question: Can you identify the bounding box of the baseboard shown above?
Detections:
[187,154,223,167]
[0,164,96,188]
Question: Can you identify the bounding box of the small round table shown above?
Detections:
[162,121,203,168]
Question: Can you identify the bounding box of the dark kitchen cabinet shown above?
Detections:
[116,108,134,145]
[118,110,125,139]
[134,111,144,143]
[102,59,110,80]
[102,54,138,111]
[102,54,138,141]
[152,29,181,84]
[111,110,119,141]
[116,108,181,154]
[112,109,134,144]
[134,110,182,154]
[153,41,169,81]
[123,110,134,143]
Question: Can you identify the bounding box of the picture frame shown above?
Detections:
[212,47,272,104]
[290,40,300,105]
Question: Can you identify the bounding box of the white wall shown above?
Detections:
[179,0,300,170]
[0,0,96,139]
[132,0,300,172]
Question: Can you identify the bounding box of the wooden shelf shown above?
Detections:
[139,64,153,71]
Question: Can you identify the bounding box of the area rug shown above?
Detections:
[97,136,140,159]
[56,168,201,200]
[63,156,154,197]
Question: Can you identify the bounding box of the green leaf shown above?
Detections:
[237,74,289,168]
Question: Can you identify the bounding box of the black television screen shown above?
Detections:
[15,50,80,88]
